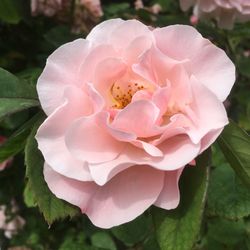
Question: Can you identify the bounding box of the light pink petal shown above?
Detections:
[65,114,125,164]
[154,168,184,209]
[111,100,161,138]
[86,18,124,45]
[108,19,153,53]
[93,57,127,106]
[183,76,228,144]
[85,165,164,228]
[36,86,92,181]
[123,35,153,64]
[44,163,96,210]
[133,46,188,85]
[44,164,164,228]
[153,25,235,101]
[131,140,163,157]
[200,127,224,153]
[79,44,118,85]
[37,39,91,115]
[89,135,200,185]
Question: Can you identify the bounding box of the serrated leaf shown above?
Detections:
[0,113,41,162]
[207,164,250,220]
[152,150,210,250]
[25,118,79,224]
[91,232,117,250]
[217,120,250,189]
[24,182,37,208]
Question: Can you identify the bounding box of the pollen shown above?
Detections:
[110,82,145,109]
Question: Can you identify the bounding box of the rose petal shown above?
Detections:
[44,163,164,228]
[153,25,235,101]
[37,39,91,115]
[36,86,92,181]
[65,114,125,164]
[154,168,184,209]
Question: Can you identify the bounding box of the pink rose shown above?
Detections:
[0,203,25,239]
[180,0,250,29]
[36,19,235,228]
[31,0,62,17]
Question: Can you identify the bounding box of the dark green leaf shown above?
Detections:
[91,232,117,250]
[0,0,21,24]
[111,214,151,247]
[153,150,211,250]
[0,67,37,99]
[0,113,42,162]
[207,218,245,246]
[24,181,37,208]
[207,164,250,220]
[0,67,39,119]
[0,98,39,120]
[217,120,250,189]
[25,118,79,224]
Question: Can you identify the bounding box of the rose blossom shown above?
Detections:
[36,19,235,228]
[0,203,25,239]
[179,0,250,29]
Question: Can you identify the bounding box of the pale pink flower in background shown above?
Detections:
[31,0,62,16]
[0,203,25,239]
[134,0,144,10]
[190,14,199,25]
[36,19,235,228]
[80,0,103,17]
[180,0,250,29]
[0,136,12,171]
[150,4,162,15]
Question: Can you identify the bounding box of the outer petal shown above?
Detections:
[65,114,125,164]
[153,25,235,101]
[37,39,91,115]
[36,86,92,181]
[44,164,164,228]
[154,168,184,209]
[183,76,228,145]
[89,135,200,185]
[86,18,124,45]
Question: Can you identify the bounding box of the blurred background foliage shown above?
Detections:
[0,0,249,250]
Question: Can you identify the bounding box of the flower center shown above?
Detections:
[110,82,145,109]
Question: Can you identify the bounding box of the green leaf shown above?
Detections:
[0,98,39,120]
[23,181,37,208]
[217,120,250,189]
[0,0,21,24]
[153,150,211,250]
[207,218,245,246]
[0,67,37,99]
[0,113,42,162]
[91,232,117,250]
[238,57,250,77]
[0,67,39,120]
[207,164,250,220]
[25,118,79,225]
[111,214,151,247]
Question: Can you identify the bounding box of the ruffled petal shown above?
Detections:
[36,86,92,181]
[44,164,164,229]
[154,168,184,209]
[37,39,91,115]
